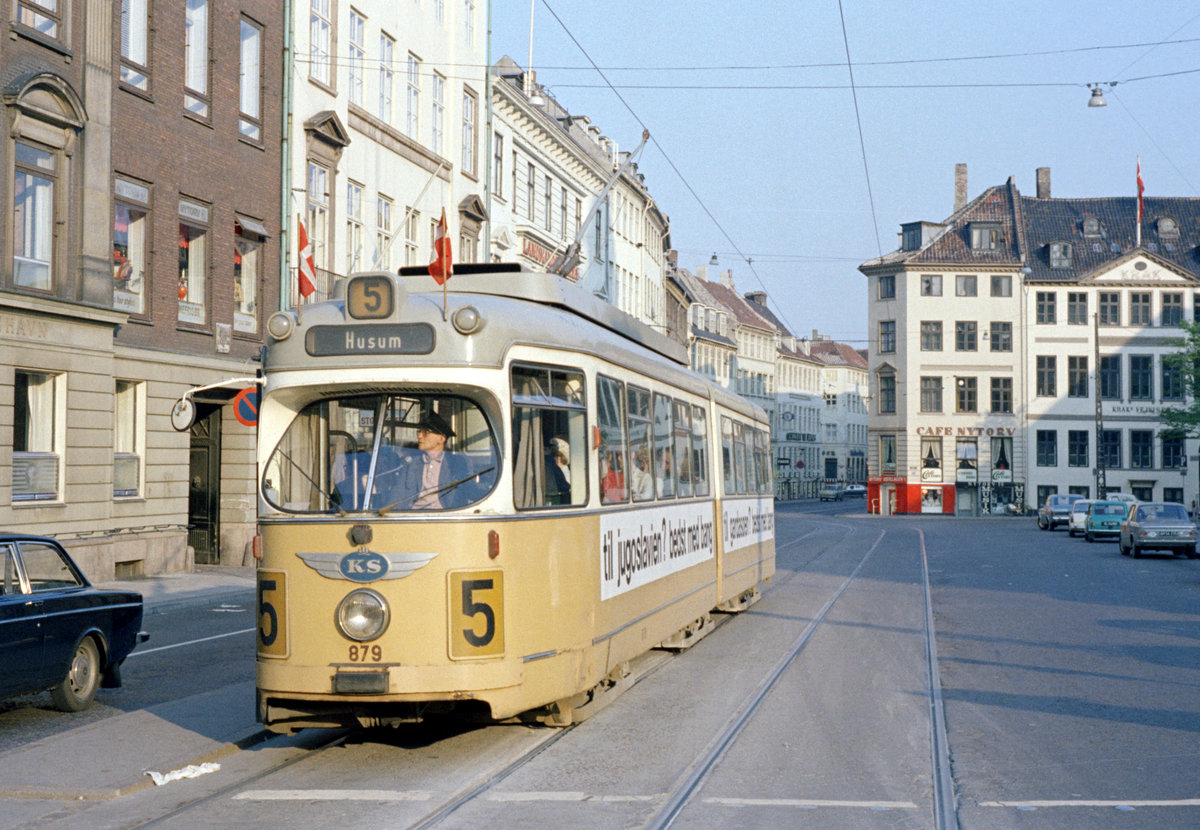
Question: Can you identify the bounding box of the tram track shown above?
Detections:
[112,514,961,830]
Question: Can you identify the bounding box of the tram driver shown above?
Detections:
[384,411,469,510]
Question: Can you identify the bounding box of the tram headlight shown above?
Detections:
[452,304,484,335]
[335,589,390,642]
[267,311,296,341]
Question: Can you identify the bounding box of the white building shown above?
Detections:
[860,165,1200,516]
[289,0,489,300]
[488,57,669,329]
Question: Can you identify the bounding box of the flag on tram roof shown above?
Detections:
[297,216,317,299]
[428,209,452,286]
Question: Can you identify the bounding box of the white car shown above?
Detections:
[1067,499,1094,537]
[843,484,867,497]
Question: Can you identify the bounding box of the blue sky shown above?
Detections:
[486,1,1200,345]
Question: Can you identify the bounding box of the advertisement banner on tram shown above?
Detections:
[600,502,716,600]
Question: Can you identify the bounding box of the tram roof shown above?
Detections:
[395,263,688,366]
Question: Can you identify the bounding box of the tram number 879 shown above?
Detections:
[450,570,504,659]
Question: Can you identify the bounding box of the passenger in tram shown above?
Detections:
[656,447,675,497]
[384,411,468,509]
[600,446,626,503]
[630,448,653,500]
[544,437,570,504]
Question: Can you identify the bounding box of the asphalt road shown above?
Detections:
[1,505,1197,830]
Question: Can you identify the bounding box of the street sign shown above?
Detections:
[233,387,260,427]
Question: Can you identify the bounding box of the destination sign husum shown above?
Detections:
[305,323,435,356]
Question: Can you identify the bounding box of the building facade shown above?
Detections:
[1,0,283,579]
[861,165,1200,516]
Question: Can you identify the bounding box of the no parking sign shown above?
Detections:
[232,387,260,427]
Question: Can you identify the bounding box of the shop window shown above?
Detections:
[234,218,263,334]
[114,380,144,498]
[114,180,150,314]
[178,200,210,325]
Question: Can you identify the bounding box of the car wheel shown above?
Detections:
[1037,518,1046,530]
[1085,531,1093,543]
[1186,547,1198,560]
[1068,528,1076,537]
[1119,538,1129,555]
[1131,542,1141,559]
[51,637,101,712]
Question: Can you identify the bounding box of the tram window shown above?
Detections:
[673,400,693,498]
[721,417,735,495]
[597,376,628,504]
[628,385,653,502]
[653,393,675,499]
[691,405,710,497]
[511,365,586,509]
[752,427,771,494]
[263,393,498,514]
[733,420,748,495]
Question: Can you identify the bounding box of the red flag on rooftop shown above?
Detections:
[297,215,317,299]
[428,208,452,285]
[1137,158,1145,223]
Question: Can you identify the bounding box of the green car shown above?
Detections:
[1085,500,1130,542]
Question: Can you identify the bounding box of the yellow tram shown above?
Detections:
[255,264,774,731]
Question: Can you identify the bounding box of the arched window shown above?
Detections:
[7,74,85,296]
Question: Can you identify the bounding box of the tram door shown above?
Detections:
[187,406,222,564]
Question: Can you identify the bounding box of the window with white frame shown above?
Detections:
[379,33,395,122]
[310,0,332,85]
[404,207,419,265]
[493,132,504,198]
[306,161,329,275]
[113,380,143,498]
[406,54,421,138]
[543,175,552,231]
[13,370,61,502]
[184,0,210,117]
[177,199,210,325]
[346,181,364,273]
[376,195,393,270]
[348,10,365,107]
[239,18,262,140]
[14,141,57,292]
[461,89,478,176]
[431,72,445,155]
[463,0,475,45]
[120,0,151,91]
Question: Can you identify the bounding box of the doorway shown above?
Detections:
[187,406,222,564]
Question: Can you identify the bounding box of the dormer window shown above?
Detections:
[969,222,1000,251]
[1158,217,1180,240]
[901,226,921,251]
[1082,216,1101,237]
[1050,242,1073,269]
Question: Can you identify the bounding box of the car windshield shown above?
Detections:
[263,392,498,514]
[1136,503,1189,521]
[1094,503,1127,516]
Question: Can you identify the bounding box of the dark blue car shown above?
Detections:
[0,534,147,711]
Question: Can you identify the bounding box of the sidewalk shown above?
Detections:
[96,563,257,611]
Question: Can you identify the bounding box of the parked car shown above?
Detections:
[1085,500,1132,543]
[1067,499,1094,537]
[843,483,867,497]
[1102,492,1138,503]
[1,535,148,711]
[1037,493,1083,530]
[818,483,844,502]
[1119,502,1199,559]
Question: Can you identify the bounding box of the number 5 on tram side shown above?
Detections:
[255,265,774,731]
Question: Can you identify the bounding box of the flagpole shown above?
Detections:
[1136,156,1143,248]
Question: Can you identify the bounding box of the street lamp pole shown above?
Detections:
[1094,311,1107,499]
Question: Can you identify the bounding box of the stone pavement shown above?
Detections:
[96,563,257,610]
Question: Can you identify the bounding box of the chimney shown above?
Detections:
[744,291,767,305]
[954,163,967,212]
[721,269,735,290]
[1036,167,1051,199]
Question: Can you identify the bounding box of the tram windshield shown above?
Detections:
[263,393,498,514]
